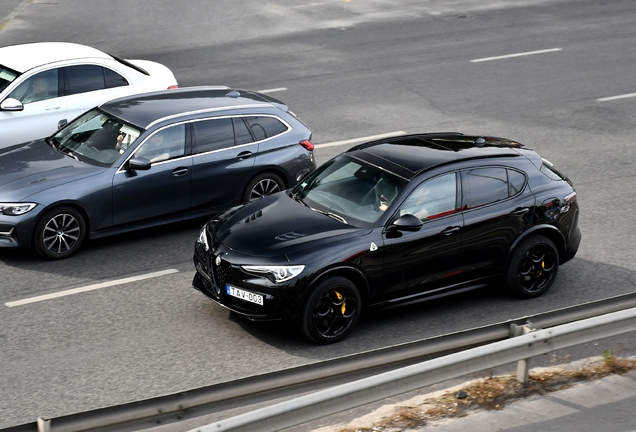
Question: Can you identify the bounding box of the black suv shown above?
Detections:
[0,87,315,259]
[193,133,581,343]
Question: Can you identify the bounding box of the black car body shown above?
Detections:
[193,133,581,343]
[0,87,315,259]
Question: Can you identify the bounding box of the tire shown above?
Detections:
[242,172,284,202]
[34,206,86,260]
[506,235,559,298]
[301,276,361,344]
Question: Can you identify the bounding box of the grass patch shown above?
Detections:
[333,353,636,432]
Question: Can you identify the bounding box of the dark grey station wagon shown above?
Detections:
[0,87,315,259]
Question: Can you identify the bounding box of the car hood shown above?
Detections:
[0,140,105,200]
[210,193,367,258]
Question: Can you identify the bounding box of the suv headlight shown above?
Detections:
[241,265,305,283]
[0,203,36,216]
[197,227,209,251]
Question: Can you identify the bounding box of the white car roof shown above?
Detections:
[0,42,112,73]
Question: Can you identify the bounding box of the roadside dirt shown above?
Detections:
[314,353,636,432]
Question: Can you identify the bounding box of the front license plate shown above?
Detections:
[226,285,263,305]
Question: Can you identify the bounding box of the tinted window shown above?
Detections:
[400,173,457,221]
[134,124,186,163]
[244,116,287,141]
[508,169,526,196]
[233,117,254,145]
[9,69,59,104]
[194,118,235,153]
[65,65,105,95]
[104,68,128,88]
[463,167,508,209]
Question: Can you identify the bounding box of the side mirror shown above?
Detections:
[127,157,152,171]
[0,98,24,112]
[390,214,423,232]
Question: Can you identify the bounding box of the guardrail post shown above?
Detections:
[510,322,535,384]
[37,417,50,432]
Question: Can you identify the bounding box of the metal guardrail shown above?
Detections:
[193,305,636,432]
[4,291,636,432]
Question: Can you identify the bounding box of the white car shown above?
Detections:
[0,42,178,148]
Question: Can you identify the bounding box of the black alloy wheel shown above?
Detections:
[301,276,361,344]
[34,206,86,260]
[506,235,559,298]
[242,172,284,202]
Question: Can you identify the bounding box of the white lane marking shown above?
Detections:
[471,48,562,63]
[258,87,288,94]
[315,131,407,149]
[597,92,636,102]
[5,269,179,308]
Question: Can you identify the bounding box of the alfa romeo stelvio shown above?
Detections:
[193,133,581,343]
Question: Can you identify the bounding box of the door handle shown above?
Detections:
[45,106,61,111]
[440,226,461,236]
[171,167,189,177]
[511,208,530,217]
[237,151,252,160]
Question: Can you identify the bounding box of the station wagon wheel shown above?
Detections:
[242,172,284,202]
[506,235,559,298]
[34,206,86,260]
[301,276,361,344]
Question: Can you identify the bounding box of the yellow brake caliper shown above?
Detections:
[335,291,346,315]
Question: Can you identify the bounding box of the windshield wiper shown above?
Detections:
[325,212,348,224]
[45,137,58,150]
[57,145,80,161]
[308,206,348,225]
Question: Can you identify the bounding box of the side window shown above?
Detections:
[462,167,508,209]
[244,116,288,141]
[233,117,254,145]
[104,68,128,88]
[194,118,235,153]
[508,169,526,196]
[64,65,106,95]
[399,173,457,221]
[134,124,185,163]
[9,70,59,104]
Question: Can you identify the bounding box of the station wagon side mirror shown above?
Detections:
[127,157,152,171]
[0,98,24,112]
[390,214,423,232]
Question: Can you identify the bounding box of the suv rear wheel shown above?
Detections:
[506,235,559,298]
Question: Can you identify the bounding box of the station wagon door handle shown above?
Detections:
[45,106,62,111]
[171,167,189,177]
[440,226,461,236]
[237,151,253,160]
[511,208,530,216]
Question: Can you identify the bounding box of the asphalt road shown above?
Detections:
[1,0,636,428]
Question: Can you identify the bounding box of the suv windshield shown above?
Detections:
[292,155,407,228]
[0,65,19,93]
[50,109,144,167]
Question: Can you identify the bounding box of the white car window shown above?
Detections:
[9,70,59,104]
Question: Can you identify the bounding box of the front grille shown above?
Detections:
[211,257,231,296]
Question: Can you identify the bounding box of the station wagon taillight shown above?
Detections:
[167,85,179,89]
[299,139,314,151]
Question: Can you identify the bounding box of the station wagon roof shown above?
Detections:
[99,87,285,129]
[347,134,526,179]
[0,42,111,73]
